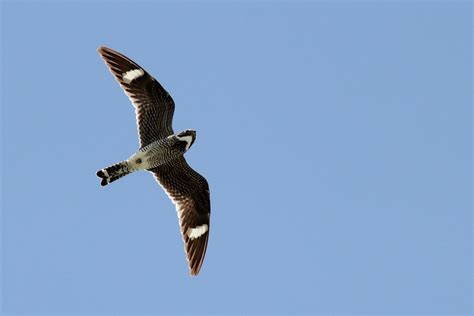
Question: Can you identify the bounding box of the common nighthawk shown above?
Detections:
[96,46,210,276]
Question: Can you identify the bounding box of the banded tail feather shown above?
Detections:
[96,162,131,186]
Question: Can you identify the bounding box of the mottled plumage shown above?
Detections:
[96,46,210,276]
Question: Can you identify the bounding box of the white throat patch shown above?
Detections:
[122,69,144,83]
[187,224,208,240]
[177,135,193,151]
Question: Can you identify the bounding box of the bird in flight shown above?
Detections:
[96,46,210,276]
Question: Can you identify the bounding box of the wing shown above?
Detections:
[149,157,210,276]
[98,46,175,147]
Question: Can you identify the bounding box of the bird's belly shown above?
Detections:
[129,146,182,170]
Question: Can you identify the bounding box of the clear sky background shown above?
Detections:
[1,1,471,315]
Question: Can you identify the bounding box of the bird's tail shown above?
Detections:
[96,161,131,186]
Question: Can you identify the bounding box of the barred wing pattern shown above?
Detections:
[98,46,175,147]
[149,157,210,276]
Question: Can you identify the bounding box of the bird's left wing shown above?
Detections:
[149,157,210,276]
[98,46,175,147]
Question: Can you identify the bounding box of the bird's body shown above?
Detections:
[96,46,210,276]
[97,130,195,185]
[135,133,188,169]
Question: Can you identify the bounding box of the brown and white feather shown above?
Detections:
[149,157,210,276]
[97,46,175,147]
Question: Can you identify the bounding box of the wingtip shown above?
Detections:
[97,46,114,55]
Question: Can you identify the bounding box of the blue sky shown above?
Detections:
[1,1,471,315]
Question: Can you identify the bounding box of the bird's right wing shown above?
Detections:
[98,46,175,147]
[149,157,210,276]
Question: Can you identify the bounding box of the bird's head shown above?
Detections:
[176,129,196,152]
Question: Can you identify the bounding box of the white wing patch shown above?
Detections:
[187,224,208,240]
[122,68,144,83]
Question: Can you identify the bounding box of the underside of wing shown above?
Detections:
[98,46,175,147]
[149,157,210,276]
